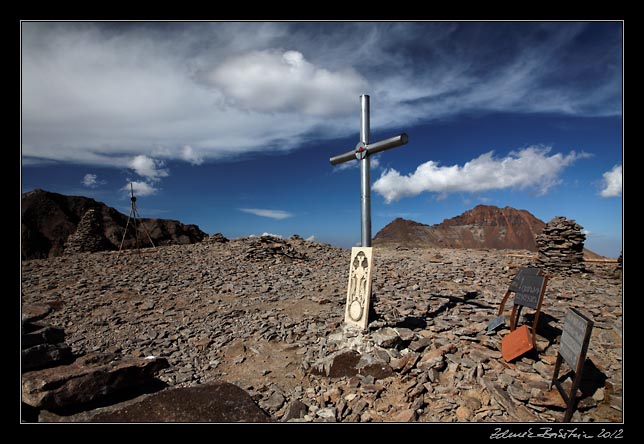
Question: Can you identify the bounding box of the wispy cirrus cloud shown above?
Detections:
[239,208,294,220]
[22,22,621,170]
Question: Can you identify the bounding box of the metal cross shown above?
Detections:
[330,95,408,247]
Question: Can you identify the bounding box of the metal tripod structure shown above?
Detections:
[117,183,156,257]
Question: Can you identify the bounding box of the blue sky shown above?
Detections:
[21,21,623,257]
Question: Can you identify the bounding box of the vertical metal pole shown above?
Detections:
[360,95,371,247]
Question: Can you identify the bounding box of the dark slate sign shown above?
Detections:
[508,267,541,293]
[486,315,505,333]
[513,274,546,309]
[559,308,594,369]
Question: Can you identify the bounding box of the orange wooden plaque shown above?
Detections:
[501,325,534,361]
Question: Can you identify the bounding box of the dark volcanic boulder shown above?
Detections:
[22,353,169,409]
[22,343,73,371]
[86,382,271,422]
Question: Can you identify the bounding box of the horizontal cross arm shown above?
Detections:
[329,149,357,166]
[329,133,409,165]
[365,133,408,155]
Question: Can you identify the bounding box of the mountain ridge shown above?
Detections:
[21,189,207,260]
[373,204,546,251]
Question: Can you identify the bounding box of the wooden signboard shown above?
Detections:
[508,267,541,293]
[509,274,547,348]
[550,308,594,422]
[488,267,544,334]
[513,274,546,310]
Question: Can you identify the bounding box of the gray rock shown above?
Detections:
[22,343,73,371]
[261,391,286,412]
[22,324,65,349]
[311,349,361,378]
[371,328,401,349]
[281,399,309,421]
[43,382,271,422]
[316,407,337,422]
[22,304,52,324]
[508,382,531,402]
[533,360,552,380]
[22,353,169,409]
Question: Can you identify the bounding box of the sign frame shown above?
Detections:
[550,308,594,422]
[489,267,545,337]
[509,274,547,348]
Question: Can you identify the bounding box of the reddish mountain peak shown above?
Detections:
[388,217,430,227]
[439,205,542,229]
[374,205,546,251]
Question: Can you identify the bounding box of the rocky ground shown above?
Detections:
[20,236,623,423]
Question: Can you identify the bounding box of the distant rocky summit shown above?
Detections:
[374,205,546,251]
[21,189,207,260]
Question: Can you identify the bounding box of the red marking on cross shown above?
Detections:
[359,147,364,152]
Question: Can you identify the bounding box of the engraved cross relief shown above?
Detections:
[345,247,373,329]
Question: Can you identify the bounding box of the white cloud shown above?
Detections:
[180,145,203,165]
[129,155,169,181]
[239,208,294,220]
[599,164,622,197]
[123,181,158,197]
[82,173,98,188]
[305,235,315,241]
[583,229,592,235]
[373,146,589,203]
[248,232,283,239]
[207,50,367,116]
[21,22,621,169]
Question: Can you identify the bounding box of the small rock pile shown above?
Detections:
[64,208,110,255]
[536,216,586,274]
[206,233,229,243]
[22,303,169,422]
[244,235,308,262]
[22,303,73,372]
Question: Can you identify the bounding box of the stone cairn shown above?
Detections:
[64,208,109,255]
[245,235,308,261]
[535,216,586,274]
[613,251,622,279]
